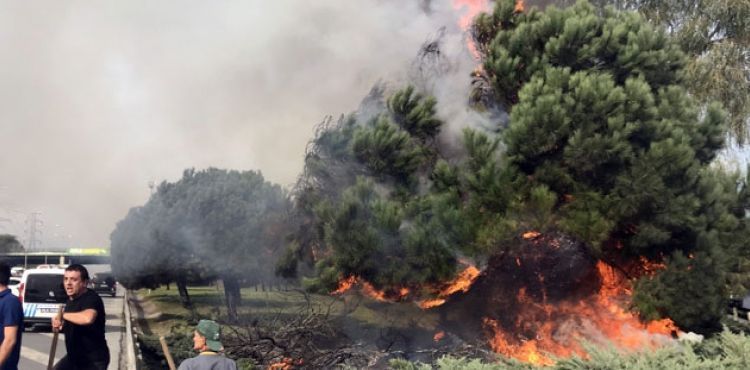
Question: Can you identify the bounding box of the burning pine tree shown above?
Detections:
[280,0,750,364]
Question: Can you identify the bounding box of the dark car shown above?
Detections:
[90,272,116,297]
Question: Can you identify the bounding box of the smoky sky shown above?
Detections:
[0,0,481,249]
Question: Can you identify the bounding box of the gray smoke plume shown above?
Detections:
[0,0,490,249]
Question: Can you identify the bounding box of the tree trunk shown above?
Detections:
[176,276,191,308]
[223,275,241,322]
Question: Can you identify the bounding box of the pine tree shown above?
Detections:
[285,86,458,293]
[471,0,739,332]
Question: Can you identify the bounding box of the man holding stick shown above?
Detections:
[0,262,23,370]
[51,264,109,370]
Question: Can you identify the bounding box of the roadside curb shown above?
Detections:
[123,289,138,370]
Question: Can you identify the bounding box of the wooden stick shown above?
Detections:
[159,336,177,370]
[47,304,64,370]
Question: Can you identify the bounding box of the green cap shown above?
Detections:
[196,320,223,352]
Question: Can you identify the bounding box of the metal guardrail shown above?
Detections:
[123,289,139,370]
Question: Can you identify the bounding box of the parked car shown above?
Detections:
[18,268,67,329]
[10,266,24,277]
[8,277,20,296]
[90,272,116,297]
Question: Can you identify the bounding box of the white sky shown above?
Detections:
[0,0,479,249]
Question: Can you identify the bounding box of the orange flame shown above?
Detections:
[362,281,388,302]
[268,357,299,370]
[484,261,678,365]
[452,0,491,59]
[639,256,666,276]
[452,0,491,29]
[434,331,446,342]
[418,264,481,309]
[522,231,541,239]
[418,298,447,309]
[440,265,480,296]
[399,287,410,297]
[331,276,356,295]
[331,276,410,302]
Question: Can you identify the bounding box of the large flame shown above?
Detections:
[484,261,677,365]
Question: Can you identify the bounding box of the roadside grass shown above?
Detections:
[134,284,441,369]
[134,284,440,338]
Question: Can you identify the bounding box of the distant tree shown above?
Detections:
[0,234,24,253]
[161,168,290,320]
[629,0,748,142]
[110,196,204,307]
[111,206,170,289]
[111,168,289,319]
[539,0,750,143]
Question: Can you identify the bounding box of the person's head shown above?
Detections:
[192,320,223,352]
[0,262,10,287]
[64,264,90,298]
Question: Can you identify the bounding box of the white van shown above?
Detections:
[18,268,67,328]
[8,277,20,296]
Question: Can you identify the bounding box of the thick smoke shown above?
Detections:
[0,0,483,249]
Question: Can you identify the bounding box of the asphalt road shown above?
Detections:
[18,287,125,370]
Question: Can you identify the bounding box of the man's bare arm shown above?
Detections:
[63,308,97,325]
[0,325,17,365]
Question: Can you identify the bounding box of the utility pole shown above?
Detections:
[25,211,43,252]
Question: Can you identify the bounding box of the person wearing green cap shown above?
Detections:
[178,320,237,370]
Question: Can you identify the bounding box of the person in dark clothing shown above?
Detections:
[0,262,22,370]
[52,264,109,370]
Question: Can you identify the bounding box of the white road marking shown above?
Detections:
[20,345,62,366]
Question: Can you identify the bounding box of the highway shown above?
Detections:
[18,283,126,369]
